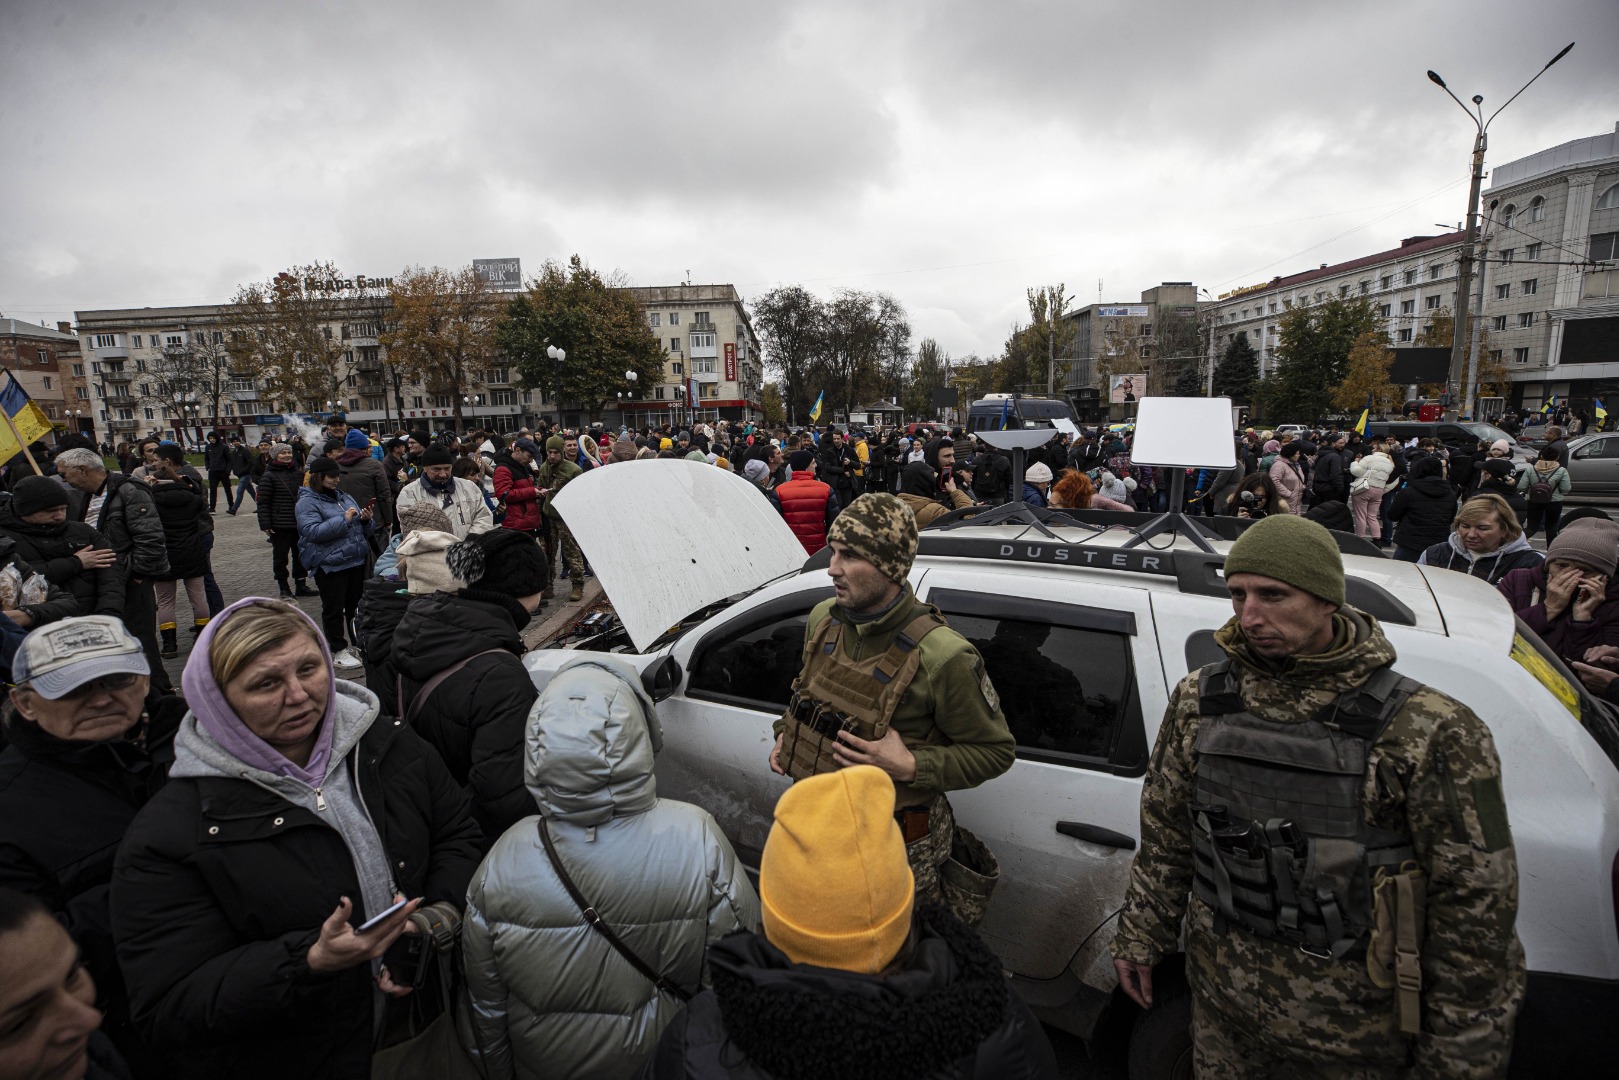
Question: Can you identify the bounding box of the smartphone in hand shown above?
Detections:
[356,896,409,934]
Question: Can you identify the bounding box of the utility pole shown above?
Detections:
[1462,207,1494,419]
[1428,42,1573,421]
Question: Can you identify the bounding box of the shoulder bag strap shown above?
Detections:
[404,648,510,726]
[536,817,692,1002]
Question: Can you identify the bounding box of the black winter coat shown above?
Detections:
[74,474,169,579]
[204,441,231,474]
[0,504,125,616]
[0,536,80,627]
[640,904,1058,1080]
[111,714,482,1080]
[1388,476,1457,552]
[0,698,183,1071]
[147,477,211,580]
[390,587,537,841]
[355,577,412,716]
[255,461,303,531]
[1312,448,1347,502]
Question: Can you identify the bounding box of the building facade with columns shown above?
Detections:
[1480,121,1619,413]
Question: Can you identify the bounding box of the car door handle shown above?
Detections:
[1056,821,1136,851]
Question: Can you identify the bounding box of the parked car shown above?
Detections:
[967,394,1080,433]
[1562,432,1619,501]
[530,461,1619,1078]
[1365,420,1523,458]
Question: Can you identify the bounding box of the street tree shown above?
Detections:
[1332,331,1403,416]
[381,265,501,431]
[760,381,785,426]
[906,338,950,419]
[1213,333,1260,404]
[753,285,824,424]
[495,255,664,422]
[1259,297,1381,422]
[227,261,383,415]
[816,289,909,419]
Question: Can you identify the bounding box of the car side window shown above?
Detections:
[946,611,1146,774]
[1577,439,1613,459]
[686,604,819,711]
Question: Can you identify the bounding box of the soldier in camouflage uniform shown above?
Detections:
[1113,514,1524,1078]
[768,492,1015,926]
[538,435,585,602]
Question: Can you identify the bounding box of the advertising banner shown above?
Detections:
[724,342,736,381]
[1109,374,1145,404]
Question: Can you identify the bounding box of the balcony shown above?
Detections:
[94,345,129,360]
[109,418,138,431]
[100,368,132,383]
[358,382,385,397]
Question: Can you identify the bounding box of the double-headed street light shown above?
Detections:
[1428,42,1573,420]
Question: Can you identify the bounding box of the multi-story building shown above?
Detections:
[1061,282,1202,421]
[1480,121,1619,412]
[73,277,764,441]
[0,318,93,443]
[621,284,763,426]
[1207,232,1466,380]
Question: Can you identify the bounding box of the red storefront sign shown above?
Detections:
[724,343,736,381]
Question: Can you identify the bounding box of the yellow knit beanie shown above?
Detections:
[760,765,914,974]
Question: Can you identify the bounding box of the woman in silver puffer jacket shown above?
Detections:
[457,655,760,1080]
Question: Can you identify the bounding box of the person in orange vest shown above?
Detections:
[771,450,842,555]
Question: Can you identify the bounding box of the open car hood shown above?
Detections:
[552,460,808,652]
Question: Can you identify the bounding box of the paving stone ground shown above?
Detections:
[158,494,602,687]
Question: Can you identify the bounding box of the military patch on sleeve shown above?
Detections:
[1471,776,1512,853]
[975,658,1001,713]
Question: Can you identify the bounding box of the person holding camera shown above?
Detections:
[111,599,482,1080]
[1221,472,1284,519]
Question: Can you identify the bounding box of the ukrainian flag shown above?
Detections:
[1541,395,1556,416]
[809,390,824,422]
[1597,398,1608,423]
[0,372,56,464]
[1355,394,1371,435]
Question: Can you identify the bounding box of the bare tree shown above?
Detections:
[383,265,504,431]
[753,285,824,424]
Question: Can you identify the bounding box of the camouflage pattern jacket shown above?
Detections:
[1113,607,1525,1077]
[773,588,1015,805]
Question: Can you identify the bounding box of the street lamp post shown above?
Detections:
[1428,42,1572,421]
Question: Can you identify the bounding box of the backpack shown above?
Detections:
[1528,470,1558,505]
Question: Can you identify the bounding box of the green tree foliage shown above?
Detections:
[1259,297,1381,422]
[760,381,785,426]
[495,255,664,421]
[1171,363,1203,397]
[1213,333,1259,404]
[1331,330,1402,415]
[753,285,824,424]
[906,338,950,418]
[990,285,1075,394]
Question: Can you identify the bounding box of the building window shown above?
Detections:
[492,389,516,406]
[1425,295,1441,310]
[669,312,680,325]
[671,361,683,375]
[1500,249,1515,264]
[648,312,660,327]
[94,334,117,348]
[71,363,83,376]
[1378,304,1392,318]
[670,337,680,352]
[487,367,509,384]
[1338,285,1350,297]
[224,403,236,416]
[693,311,713,328]
[1397,328,1413,342]
[348,398,358,411]
[1518,312,1535,328]
[1595,184,1619,211]
[1404,269,1418,284]
[411,396,423,409]
[1495,284,1511,300]
[212,331,223,344]
[165,334,183,348]
[1502,204,1517,228]
[1513,348,1530,364]
[1268,302,1277,313]
[1589,233,1618,262]
[1528,196,1545,222]
[322,326,333,340]
[1522,278,1538,295]
[1380,275,1393,289]
[1358,281,1370,294]
[1400,299,1416,315]
[131,335,142,347]
[1491,315,1508,331]
[41,376,52,389]
[143,408,154,420]
[1428,265,1442,280]
[693,357,716,374]
[1526,242,1542,260]
[655,386,665,400]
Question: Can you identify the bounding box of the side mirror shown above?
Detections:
[643,656,683,703]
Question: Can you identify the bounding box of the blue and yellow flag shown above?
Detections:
[809,390,824,422]
[1597,398,1608,423]
[0,372,55,464]
[1354,394,1371,435]
[1541,395,1556,416]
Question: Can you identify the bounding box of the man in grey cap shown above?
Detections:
[0,615,183,1071]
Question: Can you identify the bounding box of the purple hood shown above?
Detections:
[181,596,338,786]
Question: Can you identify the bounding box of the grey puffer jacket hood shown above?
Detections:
[458,655,758,1080]
[526,654,663,826]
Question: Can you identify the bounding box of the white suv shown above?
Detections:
[532,462,1619,1077]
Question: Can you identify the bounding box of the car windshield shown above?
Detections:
[1464,422,1515,445]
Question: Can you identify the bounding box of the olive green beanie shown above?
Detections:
[1223,514,1345,607]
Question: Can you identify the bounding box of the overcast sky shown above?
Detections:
[3,0,1615,362]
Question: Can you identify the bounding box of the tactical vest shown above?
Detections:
[779,605,948,782]
[1190,659,1421,959]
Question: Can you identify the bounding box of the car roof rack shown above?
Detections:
[801,530,1415,626]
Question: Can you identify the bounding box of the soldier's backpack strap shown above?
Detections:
[1323,665,1422,741]
[1196,659,1245,716]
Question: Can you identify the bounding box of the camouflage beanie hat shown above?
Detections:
[825,493,919,585]
[1224,514,1345,607]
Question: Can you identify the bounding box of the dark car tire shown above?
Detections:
[1127,985,1193,1080]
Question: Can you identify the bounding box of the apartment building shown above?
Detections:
[621,284,764,426]
[1480,121,1619,412]
[1061,282,1202,421]
[1208,232,1467,379]
[0,319,92,443]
